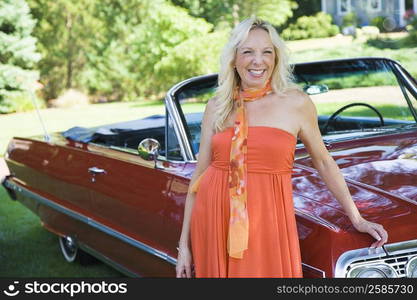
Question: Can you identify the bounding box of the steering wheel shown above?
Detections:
[322,102,384,135]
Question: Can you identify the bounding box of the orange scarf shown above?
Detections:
[228,79,273,259]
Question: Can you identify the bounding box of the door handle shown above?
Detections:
[88,167,107,174]
[88,167,107,182]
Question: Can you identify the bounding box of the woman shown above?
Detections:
[176,17,388,278]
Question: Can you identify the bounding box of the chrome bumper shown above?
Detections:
[335,239,417,278]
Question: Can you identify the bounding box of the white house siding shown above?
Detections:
[322,0,408,29]
[323,0,339,23]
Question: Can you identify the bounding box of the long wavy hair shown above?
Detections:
[213,17,300,133]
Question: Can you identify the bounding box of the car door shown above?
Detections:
[9,139,94,217]
[86,141,173,254]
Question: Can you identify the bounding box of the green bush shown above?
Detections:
[371,16,396,33]
[405,16,417,45]
[79,0,216,101]
[0,90,45,114]
[154,29,229,91]
[342,12,358,27]
[371,16,386,32]
[281,12,339,41]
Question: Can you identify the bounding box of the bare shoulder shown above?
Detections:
[283,87,310,108]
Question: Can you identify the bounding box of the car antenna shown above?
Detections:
[28,82,51,142]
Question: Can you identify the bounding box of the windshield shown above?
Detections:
[174,59,417,156]
[295,59,416,135]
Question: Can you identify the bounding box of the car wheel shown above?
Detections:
[58,236,97,265]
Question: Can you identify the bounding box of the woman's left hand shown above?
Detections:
[351,217,388,248]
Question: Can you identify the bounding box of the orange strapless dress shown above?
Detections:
[190,126,303,278]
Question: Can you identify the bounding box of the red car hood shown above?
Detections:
[292,132,417,232]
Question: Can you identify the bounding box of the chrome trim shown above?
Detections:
[335,246,387,278]
[301,263,326,278]
[4,178,177,267]
[165,99,191,161]
[78,242,140,277]
[347,263,398,278]
[294,56,405,69]
[335,238,417,278]
[391,62,417,122]
[384,239,417,256]
[405,256,417,278]
[165,101,192,161]
[165,73,217,162]
[108,145,139,155]
[167,73,217,98]
[393,63,417,98]
[165,95,193,162]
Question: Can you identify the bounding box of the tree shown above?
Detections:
[27,0,221,101]
[81,0,216,101]
[172,0,298,27]
[286,0,321,22]
[0,0,41,113]
[234,0,298,26]
[25,0,297,103]
[27,0,99,100]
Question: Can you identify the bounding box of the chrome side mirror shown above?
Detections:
[138,138,161,161]
[303,84,329,95]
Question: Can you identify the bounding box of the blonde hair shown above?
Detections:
[213,17,300,133]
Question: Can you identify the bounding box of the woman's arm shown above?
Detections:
[176,98,217,277]
[296,92,388,248]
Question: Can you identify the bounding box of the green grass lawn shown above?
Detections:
[0,188,122,277]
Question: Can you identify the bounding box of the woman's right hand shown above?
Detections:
[175,245,194,278]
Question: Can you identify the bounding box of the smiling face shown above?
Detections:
[234,28,276,90]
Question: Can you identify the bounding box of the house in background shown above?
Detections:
[321,0,417,29]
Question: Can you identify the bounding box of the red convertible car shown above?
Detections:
[3,57,417,278]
